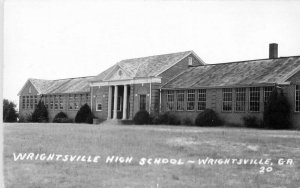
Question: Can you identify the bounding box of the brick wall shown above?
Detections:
[161,87,268,126]
[159,54,202,85]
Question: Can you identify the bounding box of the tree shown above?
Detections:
[31,100,49,122]
[75,104,94,124]
[263,88,292,129]
[3,99,18,122]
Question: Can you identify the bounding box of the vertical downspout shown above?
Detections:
[149,77,152,113]
[159,88,162,114]
[90,86,93,111]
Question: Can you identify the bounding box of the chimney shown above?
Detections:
[269,43,278,59]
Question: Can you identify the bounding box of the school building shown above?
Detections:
[18,44,300,128]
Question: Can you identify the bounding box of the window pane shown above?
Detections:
[176,90,185,111]
[223,88,232,111]
[187,90,195,111]
[54,95,58,110]
[59,95,64,110]
[264,86,274,107]
[30,96,33,109]
[22,96,26,109]
[250,87,260,112]
[198,89,206,110]
[235,88,246,112]
[166,91,174,111]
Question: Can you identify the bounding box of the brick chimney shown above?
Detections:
[269,43,278,59]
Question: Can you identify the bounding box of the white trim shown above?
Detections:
[90,77,161,87]
[281,65,300,82]
[103,64,133,81]
[190,50,206,65]
[96,101,102,111]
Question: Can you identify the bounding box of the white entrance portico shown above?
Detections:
[106,85,129,120]
[90,65,161,120]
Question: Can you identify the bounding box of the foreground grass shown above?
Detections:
[4,123,300,188]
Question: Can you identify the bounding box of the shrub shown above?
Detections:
[182,117,193,126]
[195,109,223,127]
[243,115,263,128]
[156,112,181,125]
[3,99,18,122]
[133,110,150,125]
[149,113,161,125]
[263,88,292,129]
[31,100,48,122]
[53,112,73,123]
[86,113,95,124]
[75,104,93,124]
[167,113,181,125]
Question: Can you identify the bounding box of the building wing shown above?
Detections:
[162,56,300,89]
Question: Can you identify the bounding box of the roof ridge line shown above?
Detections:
[120,50,192,62]
[209,56,300,66]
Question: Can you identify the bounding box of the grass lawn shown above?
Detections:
[3,123,300,188]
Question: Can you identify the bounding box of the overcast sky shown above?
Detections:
[3,0,300,105]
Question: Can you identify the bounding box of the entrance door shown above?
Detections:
[139,95,146,111]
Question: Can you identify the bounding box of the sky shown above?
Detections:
[3,0,300,107]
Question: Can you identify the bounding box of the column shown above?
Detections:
[113,85,118,119]
[122,85,128,120]
[107,86,112,119]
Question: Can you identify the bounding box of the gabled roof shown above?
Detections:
[92,51,204,82]
[18,76,94,96]
[162,56,300,89]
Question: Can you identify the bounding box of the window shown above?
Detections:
[30,96,33,109]
[69,94,74,110]
[176,90,185,111]
[34,96,38,109]
[296,85,300,112]
[235,88,246,112]
[53,95,58,110]
[250,87,260,112]
[197,89,206,111]
[97,103,102,111]
[74,94,79,110]
[188,57,193,66]
[59,95,64,110]
[50,95,54,109]
[29,86,32,94]
[187,90,195,111]
[222,88,232,111]
[22,96,26,109]
[264,86,274,106]
[166,91,174,111]
[26,96,30,109]
[96,95,102,111]
[139,95,146,111]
